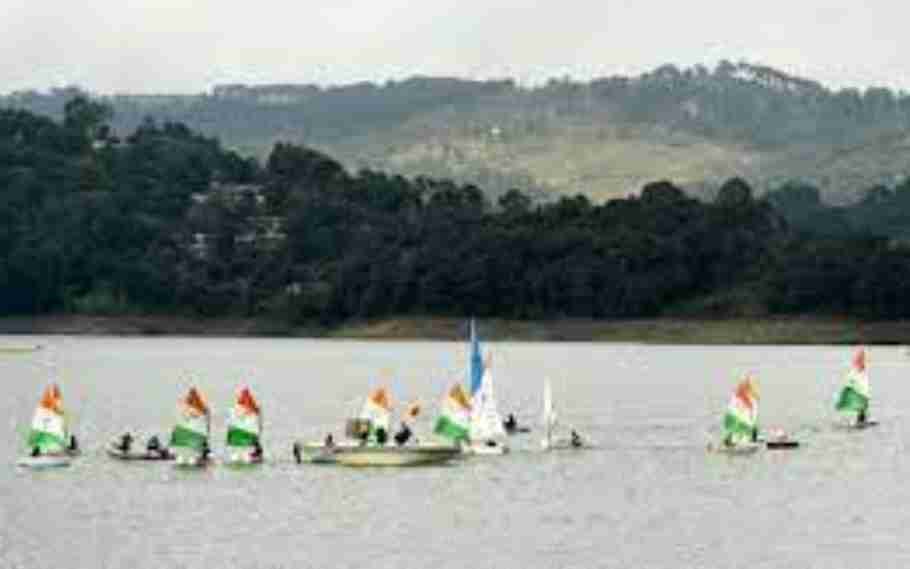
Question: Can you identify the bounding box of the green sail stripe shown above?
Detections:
[434,415,469,442]
[27,430,66,451]
[836,385,869,413]
[170,425,208,449]
[723,412,755,436]
[227,427,259,447]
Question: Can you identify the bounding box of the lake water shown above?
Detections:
[2,337,910,569]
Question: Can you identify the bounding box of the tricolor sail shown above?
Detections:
[170,387,210,453]
[722,376,760,445]
[434,384,472,442]
[227,387,262,449]
[835,347,869,417]
[27,384,68,454]
[359,387,392,440]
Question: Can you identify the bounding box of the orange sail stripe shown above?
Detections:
[734,377,757,409]
[184,387,209,416]
[448,384,472,410]
[39,383,63,413]
[237,387,260,415]
[853,348,867,372]
[369,387,392,411]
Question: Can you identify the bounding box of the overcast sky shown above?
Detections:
[3,0,907,94]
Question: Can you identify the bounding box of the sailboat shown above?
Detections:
[170,387,211,467]
[541,377,557,450]
[835,347,875,428]
[296,386,459,466]
[226,386,263,465]
[465,355,509,455]
[18,383,77,468]
[710,375,761,454]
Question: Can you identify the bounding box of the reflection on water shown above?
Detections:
[3,338,910,568]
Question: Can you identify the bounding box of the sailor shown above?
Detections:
[68,434,79,453]
[394,422,412,446]
[375,427,388,446]
[146,435,162,455]
[324,433,335,448]
[31,446,41,457]
[292,441,302,464]
[857,409,867,425]
[570,430,583,448]
[251,440,263,460]
[201,440,210,461]
[118,432,133,452]
[751,427,758,443]
[503,414,517,433]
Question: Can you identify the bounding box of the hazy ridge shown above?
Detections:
[5,61,910,203]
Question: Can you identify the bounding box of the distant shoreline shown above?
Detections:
[0,314,906,344]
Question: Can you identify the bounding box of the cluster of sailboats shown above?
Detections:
[711,346,874,454]
[16,321,581,469]
[14,321,876,468]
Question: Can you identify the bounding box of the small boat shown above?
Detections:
[169,387,212,468]
[835,347,874,429]
[764,428,800,450]
[299,387,459,466]
[0,344,42,354]
[18,384,77,468]
[712,375,762,455]
[105,436,175,461]
[225,386,264,465]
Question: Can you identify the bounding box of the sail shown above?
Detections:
[468,319,484,396]
[470,365,506,441]
[542,378,557,446]
[27,384,68,453]
[434,384,472,442]
[170,387,210,451]
[835,348,869,415]
[359,387,392,434]
[722,376,759,444]
[227,387,262,448]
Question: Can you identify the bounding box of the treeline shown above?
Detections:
[3,100,910,323]
[5,61,910,152]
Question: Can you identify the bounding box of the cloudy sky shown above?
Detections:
[2,0,907,94]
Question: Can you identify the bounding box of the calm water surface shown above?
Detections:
[2,337,910,569]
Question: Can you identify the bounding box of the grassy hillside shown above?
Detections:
[5,62,910,202]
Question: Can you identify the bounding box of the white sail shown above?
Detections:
[541,378,557,450]
[470,367,506,441]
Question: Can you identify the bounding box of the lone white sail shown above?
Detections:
[541,377,557,450]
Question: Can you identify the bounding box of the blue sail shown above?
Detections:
[469,318,484,395]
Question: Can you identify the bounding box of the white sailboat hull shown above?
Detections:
[299,441,459,466]
[17,455,71,468]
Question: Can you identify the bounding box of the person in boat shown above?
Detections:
[292,441,302,464]
[751,427,758,443]
[570,430,583,448]
[857,409,867,426]
[251,440,263,460]
[503,414,517,433]
[68,434,79,453]
[485,439,498,448]
[394,422,412,446]
[31,446,41,457]
[375,426,388,446]
[324,433,335,448]
[117,432,133,453]
[201,440,211,462]
[146,435,164,457]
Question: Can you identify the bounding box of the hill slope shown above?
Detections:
[5,61,910,202]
